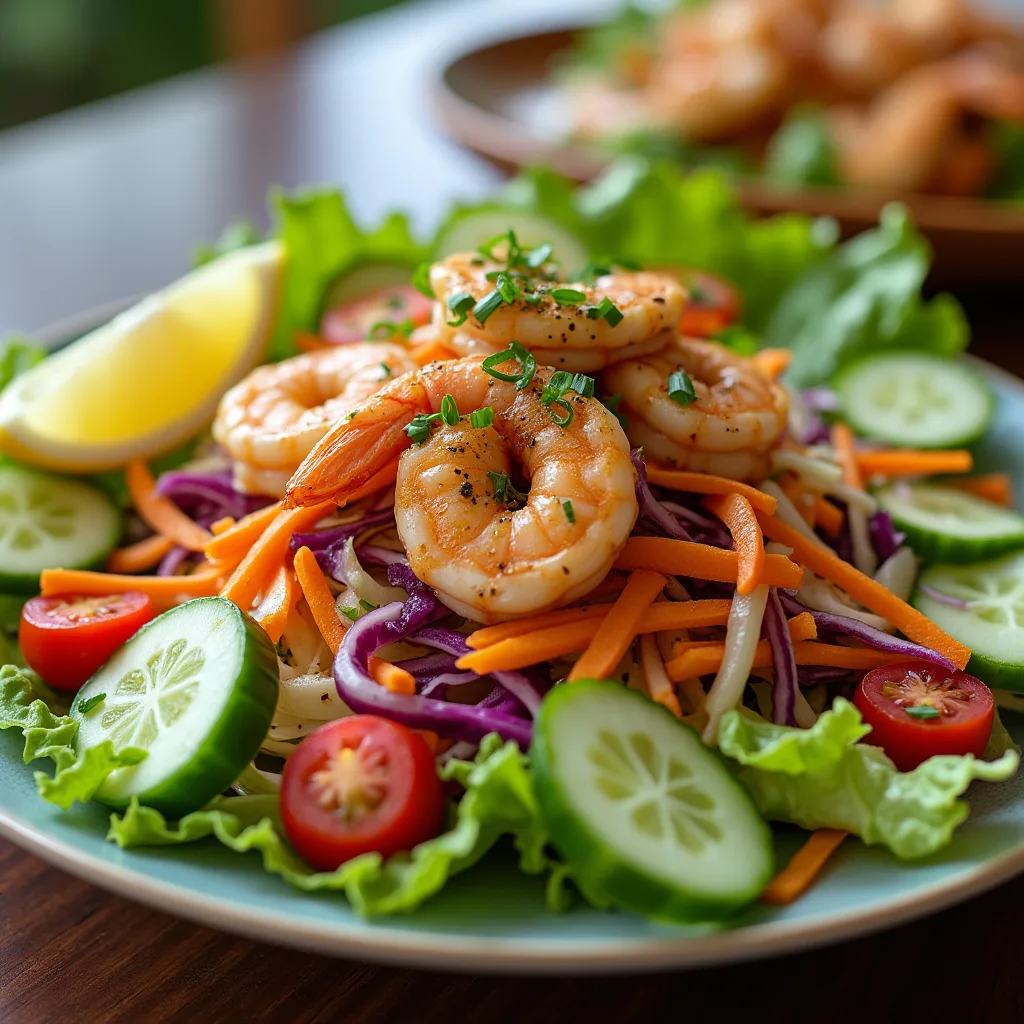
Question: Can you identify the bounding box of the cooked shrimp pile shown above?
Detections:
[571,0,1024,196]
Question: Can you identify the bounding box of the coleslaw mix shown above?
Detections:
[0,157,1020,924]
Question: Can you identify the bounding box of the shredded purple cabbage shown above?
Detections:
[763,588,798,725]
[156,467,268,520]
[292,508,396,553]
[630,448,693,542]
[802,387,839,413]
[355,544,408,568]
[869,511,906,562]
[156,545,191,577]
[797,666,853,685]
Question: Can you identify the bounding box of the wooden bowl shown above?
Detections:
[432,27,1024,288]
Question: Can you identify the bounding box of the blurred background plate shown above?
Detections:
[432,26,1024,289]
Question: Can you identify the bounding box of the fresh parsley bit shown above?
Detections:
[905,705,940,720]
[481,341,536,390]
[562,500,575,524]
[470,406,494,429]
[405,411,442,445]
[379,362,392,378]
[549,287,587,305]
[472,288,504,324]
[440,393,460,425]
[368,318,413,340]
[601,393,629,431]
[413,262,435,299]
[488,470,528,509]
[524,241,553,269]
[667,370,697,407]
[78,692,106,714]
[446,291,475,327]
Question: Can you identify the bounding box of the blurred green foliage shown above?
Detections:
[0,0,408,131]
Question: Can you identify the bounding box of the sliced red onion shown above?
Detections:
[917,583,972,610]
[419,671,480,697]
[869,511,905,562]
[660,501,720,530]
[355,544,408,568]
[396,652,456,677]
[156,545,191,577]
[334,603,531,748]
[292,507,395,553]
[631,448,693,542]
[155,468,266,519]
[802,387,839,412]
[797,666,853,685]
[764,588,798,726]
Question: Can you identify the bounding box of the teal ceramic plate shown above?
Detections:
[1,338,1023,973]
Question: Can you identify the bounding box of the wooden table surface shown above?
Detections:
[2,2,1024,1021]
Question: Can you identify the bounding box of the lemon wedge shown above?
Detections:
[0,241,284,473]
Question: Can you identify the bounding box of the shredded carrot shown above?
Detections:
[761,830,847,905]
[205,501,284,562]
[467,604,611,649]
[949,473,1014,507]
[830,422,863,490]
[751,347,792,380]
[756,511,971,669]
[40,565,223,610]
[644,468,777,514]
[614,536,802,589]
[459,600,736,674]
[251,563,298,643]
[703,493,765,595]
[640,632,682,718]
[410,338,458,366]
[369,657,416,694]
[856,449,973,479]
[569,570,667,681]
[814,496,845,537]
[210,516,236,536]
[126,459,213,552]
[220,501,335,612]
[294,546,346,654]
[106,534,175,574]
[295,330,328,353]
[347,458,400,502]
[779,474,816,527]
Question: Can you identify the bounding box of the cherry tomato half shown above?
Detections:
[678,270,740,338]
[280,715,445,872]
[854,661,994,772]
[20,592,156,692]
[320,285,433,345]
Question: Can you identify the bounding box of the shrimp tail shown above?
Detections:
[285,383,430,506]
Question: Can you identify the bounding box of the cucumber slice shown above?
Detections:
[834,352,993,449]
[433,208,589,275]
[914,554,1024,692]
[533,680,772,921]
[876,482,1024,563]
[0,464,121,593]
[319,260,416,316]
[71,597,279,818]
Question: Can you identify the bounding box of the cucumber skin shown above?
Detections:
[886,511,1024,565]
[532,680,773,923]
[71,598,279,819]
[317,258,416,324]
[965,652,1024,694]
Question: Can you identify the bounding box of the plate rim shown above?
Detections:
[1,342,1023,973]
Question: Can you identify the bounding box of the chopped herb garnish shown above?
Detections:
[379,362,392,378]
[905,705,940,720]
[488,470,528,509]
[368,318,413,340]
[667,370,697,407]
[478,229,518,261]
[346,409,359,421]
[570,372,595,398]
[472,288,504,324]
[470,406,494,429]
[359,599,379,613]
[549,287,587,305]
[549,400,574,427]
[562,500,575,524]
[584,295,624,325]
[413,262,434,298]
[341,606,359,622]
[405,411,442,445]
[580,261,613,281]
[601,393,629,431]
[385,294,405,311]
[78,692,106,714]
[495,272,521,305]
[541,370,574,406]
[446,291,475,327]
[524,293,544,306]
[440,393,460,425]
[540,371,594,425]
[481,341,536,390]
[524,241,553,268]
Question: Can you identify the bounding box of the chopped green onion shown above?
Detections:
[905,705,940,720]
[570,373,595,398]
[601,393,629,431]
[488,470,528,509]
[359,599,379,613]
[541,370,574,407]
[667,370,697,407]
[341,606,359,622]
[562,500,575,524]
[549,287,587,305]
[379,362,392,379]
[78,692,106,714]
[524,241,553,268]
[385,294,405,311]
[470,406,494,429]
[472,288,504,324]
[440,393,460,425]
[550,399,574,427]
[524,292,544,306]
[479,229,518,262]
[580,261,613,281]
[446,291,475,327]
[368,318,413,340]
[481,341,536,390]
[496,272,521,305]
[597,296,624,326]
[405,411,442,445]
[413,262,435,298]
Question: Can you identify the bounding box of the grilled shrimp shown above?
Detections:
[286,355,638,623]
[603,336,789,482]
[213,342,417,496]
[429,255,685,353]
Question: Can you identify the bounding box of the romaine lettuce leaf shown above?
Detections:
[765,203,968,387]
[0,333,46,393]
[719,697,1019,858]
[763,106,838,188]
[108,734,560,916]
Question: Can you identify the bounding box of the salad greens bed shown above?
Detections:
[0,156,1018,924]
